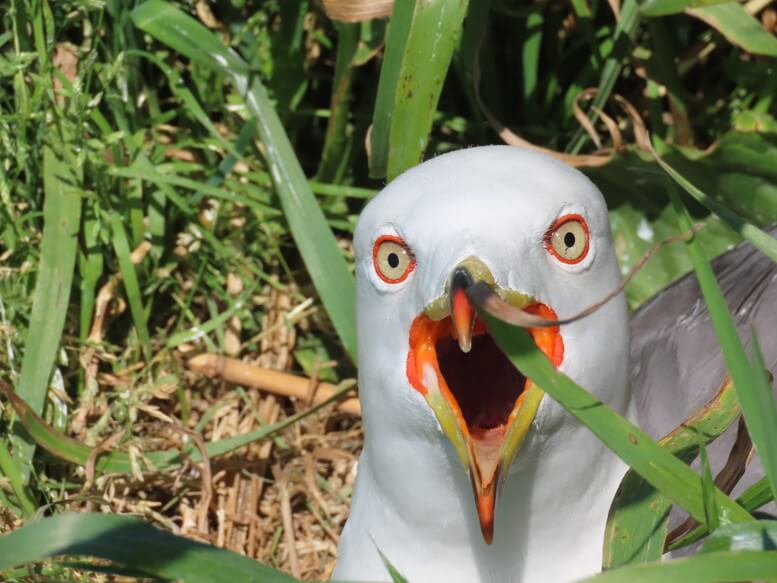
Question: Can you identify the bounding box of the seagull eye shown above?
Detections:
[373,236,415,284]
[546,215,590,264]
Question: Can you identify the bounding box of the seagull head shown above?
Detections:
[354,146,629,544]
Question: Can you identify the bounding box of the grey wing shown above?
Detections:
[630,223,777,509]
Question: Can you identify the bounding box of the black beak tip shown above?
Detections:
[451,266,475,292]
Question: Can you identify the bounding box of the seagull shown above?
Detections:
[332,146,777,583]
[335,146,631,583]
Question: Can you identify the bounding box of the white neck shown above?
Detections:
[334,402,633,583]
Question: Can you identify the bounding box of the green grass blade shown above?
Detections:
[376,548,410,583]
[110,166,277,217]
[645,19,693,145]
[370,0,470,179]
[78,207,104,342]
[688,4,777,57]
[521,11,543,104]
[109,213,152,360]
[747,331,777,503]
[369,0,413,179]
[316,22,359,183]
[641,0,732,17]
[0,444,36,517]
[12,142,82,480]
[568,0,640,154]
[165,286,256,349]
[653,144,777,263]
[736,477,773,516]
[115,161,260,273]
[699,439,720,533]
[669,477,774,550]
[700,521,777,553]
[131,0,357,359]
[581,551,777,583]
[453,0,494,141]
[125,49,237,155]
[0,513,299,582]
[668,183,777,507]
[603,379,741,568]
[480,312,752,526]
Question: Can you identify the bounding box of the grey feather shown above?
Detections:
[630,223,777,532]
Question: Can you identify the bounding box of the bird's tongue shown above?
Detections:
[406,302,563,543]
[470,427,504,484]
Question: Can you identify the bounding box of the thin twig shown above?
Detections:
[274,466,302,578]
[167,424,213,535]
[82,429,126,511]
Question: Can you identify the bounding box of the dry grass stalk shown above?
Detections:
[322,0,393,22]
[187,353,361,416]
[76,241,152,434]
[275,466,302,578]
[225,272,244,357]
[46,278,362,580]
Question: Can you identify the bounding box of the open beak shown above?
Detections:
[406,257,564,543]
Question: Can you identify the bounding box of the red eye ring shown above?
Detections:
[544,214,590,265]
[372,235,416,284]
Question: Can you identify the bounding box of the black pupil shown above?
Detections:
[563,232,576,248]
[387,252,400,269]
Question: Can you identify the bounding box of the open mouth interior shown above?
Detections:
[406,301,562,443]
[436,321,526,434]
[405,297,563,543]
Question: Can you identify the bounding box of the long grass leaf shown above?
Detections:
[125,49,238,155]
[480,313,752,526]
[375,548,410,583]
[640,0,730,16]
[580,551,777,583]
[688,3,777,57]
[12,143,82,479]
[369,0,413,178]
[370,0,470,179]
[109,213,152,360]
[131,1,357,359]
[700,520,777,553]
[109,166,279,217]
[0,445,36,516]
[669,476,774,550]
[603,379,741,568]
[747,331,777,503]
[316,22,359,183]
[78,207,104,342]
[668,183,777,507]
[653,145,777,263]
[0,513,298,582]
[698,439,720,533]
